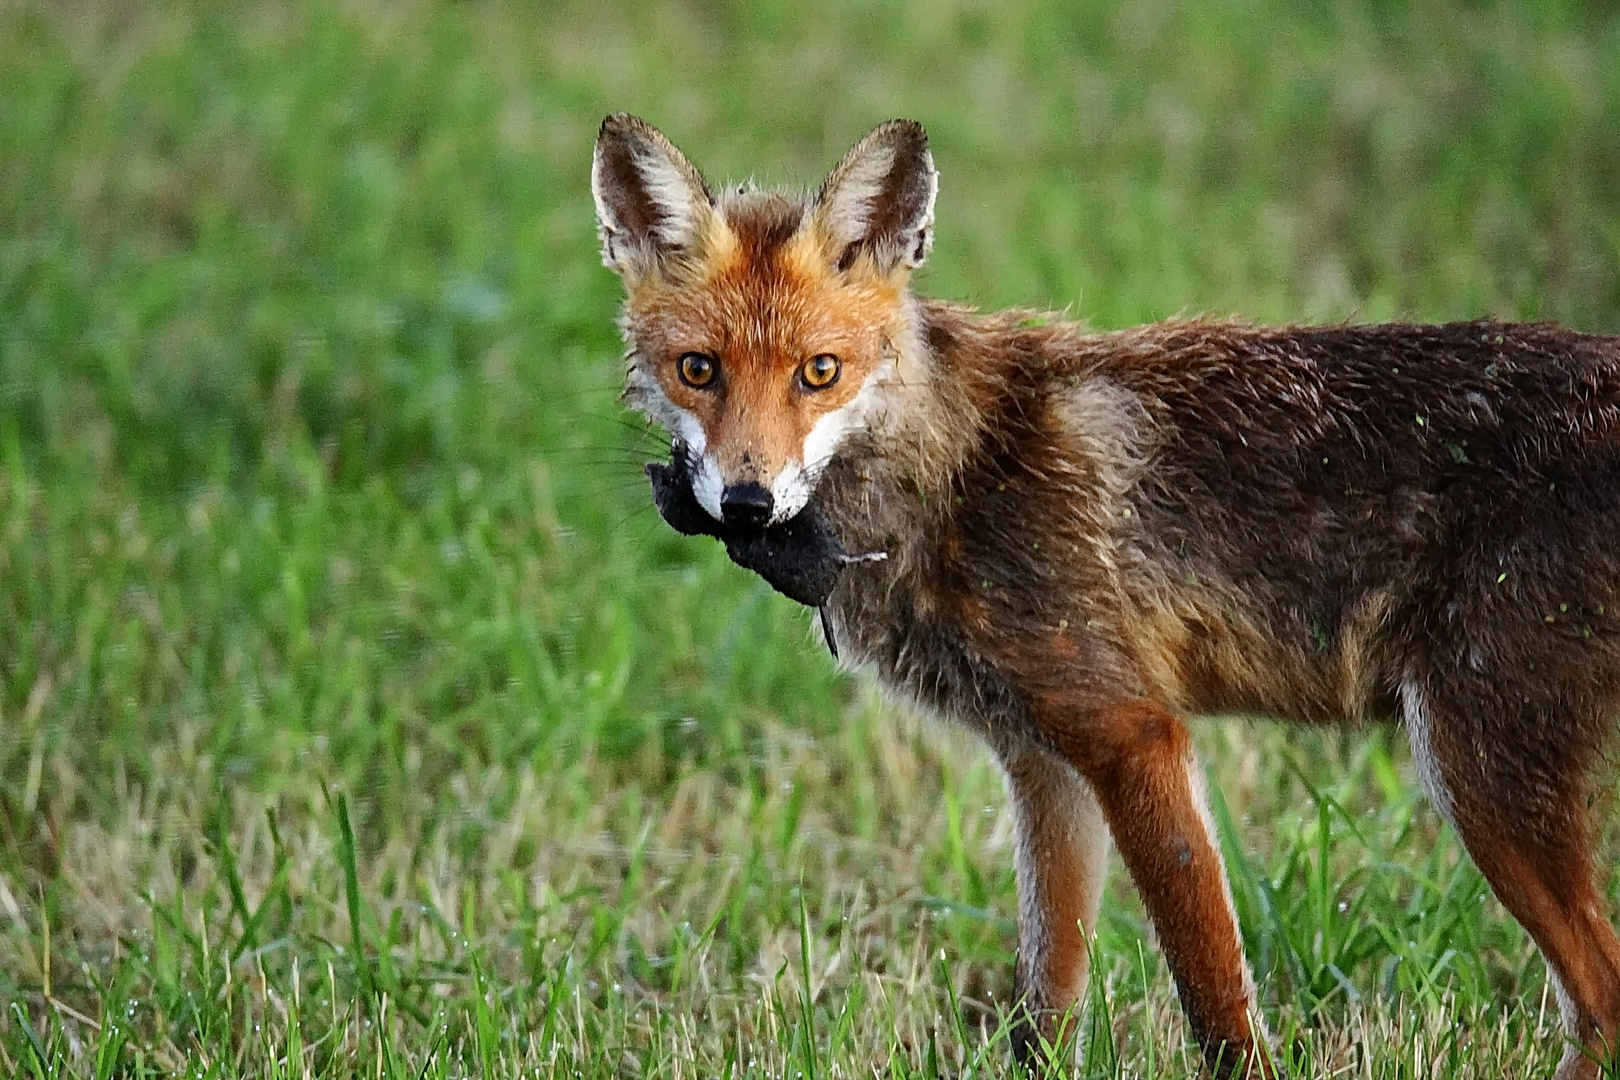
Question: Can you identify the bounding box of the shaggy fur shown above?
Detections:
[594,113,1620,1079]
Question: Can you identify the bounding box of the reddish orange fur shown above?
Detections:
[623,199,909,494]
[1045,700,1273,1076]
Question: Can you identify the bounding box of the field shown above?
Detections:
[3,0,1620,1075]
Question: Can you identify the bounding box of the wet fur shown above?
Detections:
[596,115,1620,1079]
[823,312,1620,730]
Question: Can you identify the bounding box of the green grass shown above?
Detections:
[2,0,1619,1074]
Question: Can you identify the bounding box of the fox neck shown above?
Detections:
[813,295,1062,727]
[849,295,1055,480]
[815,297,1046,575]
[834,297,1003,503]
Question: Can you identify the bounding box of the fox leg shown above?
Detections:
[1046,700,1272,1079]
[994,734,1111,1071]
[1407,685,1620,1080]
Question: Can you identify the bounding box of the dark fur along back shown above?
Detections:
[1150,322,1620,701]
[822,312,1620,737]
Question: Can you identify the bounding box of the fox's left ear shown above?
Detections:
[814,120,937,275]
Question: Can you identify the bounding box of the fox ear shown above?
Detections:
[592,114,714,274]
[814,120,937,274]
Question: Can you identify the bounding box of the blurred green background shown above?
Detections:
[2,0,1619,1075]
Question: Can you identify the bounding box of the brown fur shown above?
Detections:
[595,114,1620,1079]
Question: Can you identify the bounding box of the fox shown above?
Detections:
[591,112,1620,1078]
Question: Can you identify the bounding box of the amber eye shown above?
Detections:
[678,352,717,389]
[801,353,841,390]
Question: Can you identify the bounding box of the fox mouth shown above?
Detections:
[645,443,849,609]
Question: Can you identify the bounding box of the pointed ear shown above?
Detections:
[813,120,937,274]
[592,114,715,274]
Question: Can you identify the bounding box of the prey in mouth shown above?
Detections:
[645,445,852,613]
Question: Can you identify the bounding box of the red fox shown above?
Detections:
[592,113,1620,1079]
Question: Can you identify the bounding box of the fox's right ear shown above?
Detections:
[592,114,715,275]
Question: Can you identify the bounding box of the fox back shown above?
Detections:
[594,114,1620,1080]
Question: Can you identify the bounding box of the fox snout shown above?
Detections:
[718,481,774,530]
[705,442,795,530]
[671,439,808,531]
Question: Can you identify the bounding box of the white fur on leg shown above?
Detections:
[999,739,1111,1010]
[1401,678,1457,826]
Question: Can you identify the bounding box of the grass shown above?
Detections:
[2,0,1619,1074]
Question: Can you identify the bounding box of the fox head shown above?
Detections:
[592,114,937,529]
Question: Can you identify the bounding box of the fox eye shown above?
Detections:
[800,353,841,390]
[678,352,717,389]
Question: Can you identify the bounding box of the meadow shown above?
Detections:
[2,0,1619,1075]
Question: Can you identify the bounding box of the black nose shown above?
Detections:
[721,483,773,529]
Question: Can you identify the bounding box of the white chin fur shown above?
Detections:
[691,452,725,522]
[769,460,809,524]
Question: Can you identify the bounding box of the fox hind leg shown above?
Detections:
[1406,680,1620,1080]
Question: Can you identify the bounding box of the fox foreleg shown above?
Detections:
[994,734,1111,1072]
[1041,700,1275,1079]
